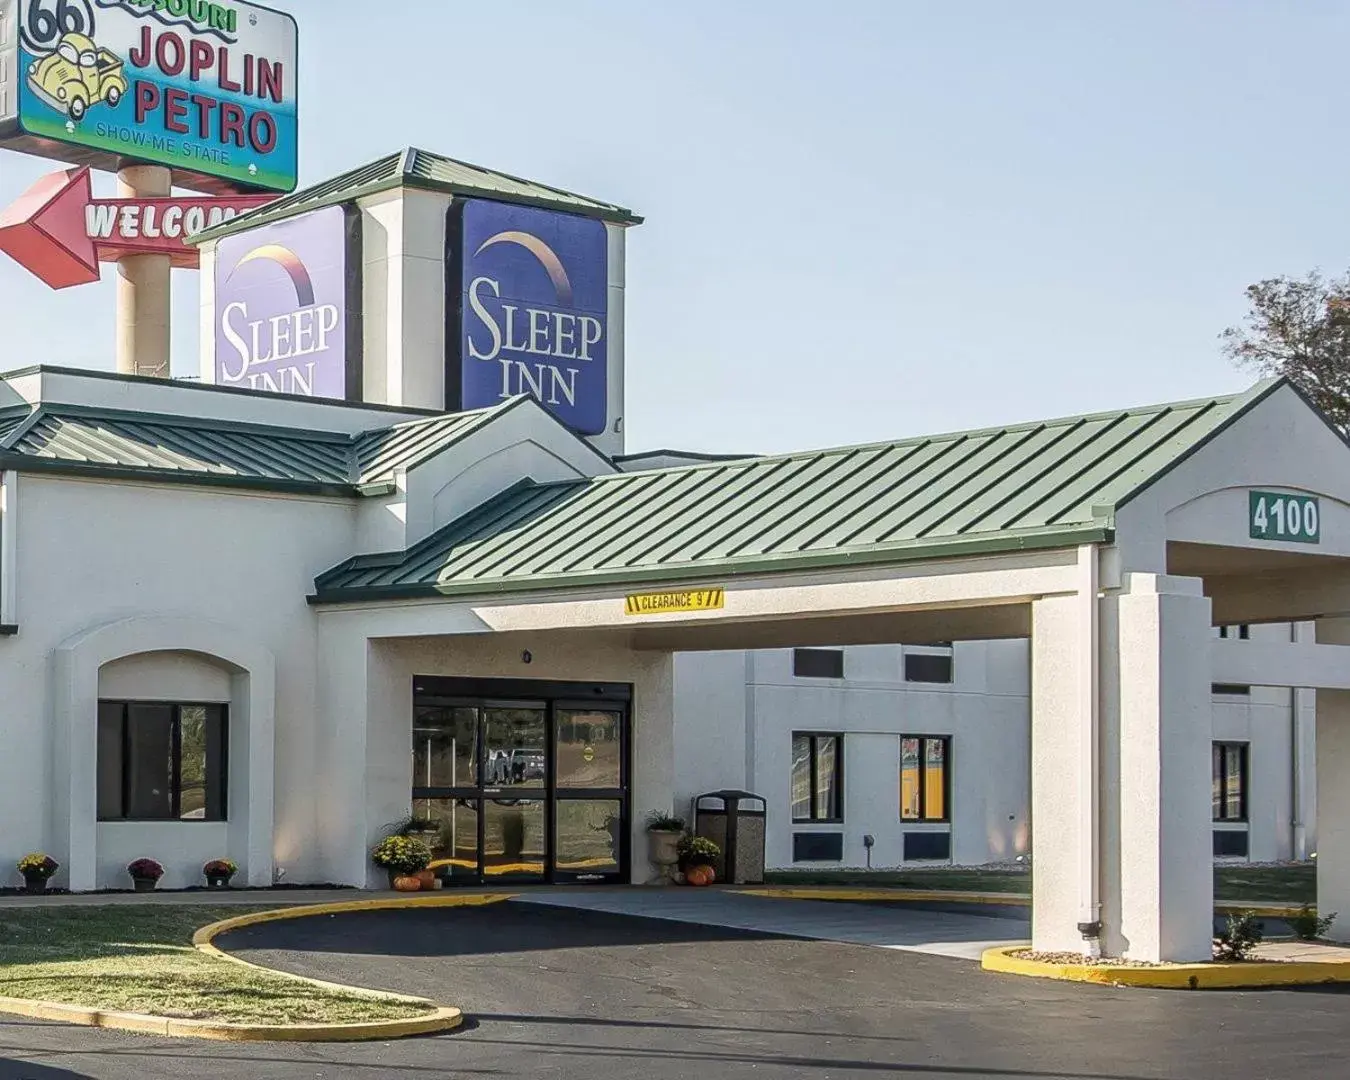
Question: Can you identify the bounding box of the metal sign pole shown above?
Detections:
[114,164,172,379]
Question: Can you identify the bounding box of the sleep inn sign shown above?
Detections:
[448,199,609,436]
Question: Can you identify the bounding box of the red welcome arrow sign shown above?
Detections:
[0,168,275,290]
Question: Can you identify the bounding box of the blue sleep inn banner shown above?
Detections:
[455,199,609,436]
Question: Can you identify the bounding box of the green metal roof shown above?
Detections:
[194,147,642,244]
[1,405,355,493]
[0,399,517,495]
[0,406,32,445]
[312,380,1286,604]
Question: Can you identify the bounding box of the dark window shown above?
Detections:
[792,832,844,862]
[904,651,953,684]
[97,702,228,821]
[904,832,952,861]
[1212,742,1248,823]
[1213,830,1250,858]
[1212,684,1251,696]
[791,733,843,822]
[1218,625,1251,640]
[901,736,951,821]
[793,649,844,679]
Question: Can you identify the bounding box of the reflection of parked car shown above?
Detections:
[510,749,545,782]
[28,33,127,122]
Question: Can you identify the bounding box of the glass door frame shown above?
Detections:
[411,677,632,886]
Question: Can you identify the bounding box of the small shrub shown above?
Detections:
[645,810,686,832]
[1214,910,1264,961]
[676,833,720,870]
[371,834,432,874]
[17,853,59,880]
[1288,904,1337,942]
[127,858,164,881]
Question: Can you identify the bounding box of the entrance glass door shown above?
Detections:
[411,681,630,885]
[480,703,546,881]
[553,706,626,882]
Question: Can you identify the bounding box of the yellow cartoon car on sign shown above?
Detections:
[27,33,128,122]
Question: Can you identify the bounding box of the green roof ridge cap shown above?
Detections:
[192,146,642,244]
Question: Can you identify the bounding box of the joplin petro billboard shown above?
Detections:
[0,0,297,193]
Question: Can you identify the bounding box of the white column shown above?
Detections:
[1315,618,1350,940]
[1115,573,1213,963]
[631,651,675,883]
[1030,556,1098,954]
[315,616,375,887]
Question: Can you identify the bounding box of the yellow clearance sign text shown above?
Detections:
[624,589,726,616]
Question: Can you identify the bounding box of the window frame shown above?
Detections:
[97,700,229,823]
[1212,741,1249,824]
[900,734,952,823]
[790,732,844,824]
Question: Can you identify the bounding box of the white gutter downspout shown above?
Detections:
[1292,621,1311,861]
[0,471,16,629]
[1077,543,1102,957]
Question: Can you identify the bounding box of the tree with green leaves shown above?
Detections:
[1221,270,1350,433]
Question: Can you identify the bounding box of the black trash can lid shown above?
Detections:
[695,789,767,809]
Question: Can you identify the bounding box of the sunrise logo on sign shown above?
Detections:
[455,200,608,436]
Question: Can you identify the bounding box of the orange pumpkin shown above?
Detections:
[685,864,715,887]
[415,869,435,888]
[392,875,422,892]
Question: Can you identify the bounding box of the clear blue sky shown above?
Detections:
[3,0,1347,454]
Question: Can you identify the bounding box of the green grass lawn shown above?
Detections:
[0,906,434,1025]
[762,863,1319,905]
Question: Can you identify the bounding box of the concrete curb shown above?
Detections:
[0,995,465,1042]
[981,945,1350,989]
[0,891,518,1041]
[740,886,1030,905]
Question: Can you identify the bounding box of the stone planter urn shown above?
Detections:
[132,878,157,893]
[22,874,47,896]
[647,829,682,885]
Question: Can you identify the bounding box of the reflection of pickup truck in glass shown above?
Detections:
[28,33,128,122]
[510,749,546,782]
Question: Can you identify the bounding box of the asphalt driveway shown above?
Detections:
[2,899,1350,1079]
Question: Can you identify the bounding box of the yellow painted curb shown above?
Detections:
[981,946,1350,989]
[0,891,518,1041]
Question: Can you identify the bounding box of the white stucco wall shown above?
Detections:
[676,642,1033,870]
[1,474,356,889]
[676,632,1313,875]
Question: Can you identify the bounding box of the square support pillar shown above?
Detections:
[1030,544,1101,954]
[1031,591,1094,953]
[1113,573,1213,962]
[1314,618,1350,941]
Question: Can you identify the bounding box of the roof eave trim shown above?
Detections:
[0,456,358,498]
[308,524,1114,606]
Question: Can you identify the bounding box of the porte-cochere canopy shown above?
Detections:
[313,379,1300,603]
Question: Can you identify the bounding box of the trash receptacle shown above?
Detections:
[693,790,767,885]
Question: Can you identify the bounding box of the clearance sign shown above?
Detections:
[0,0,298,193]
[624,589,726,617]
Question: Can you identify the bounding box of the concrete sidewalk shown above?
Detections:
[515,888,1028,960]
[0,888,368,909]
